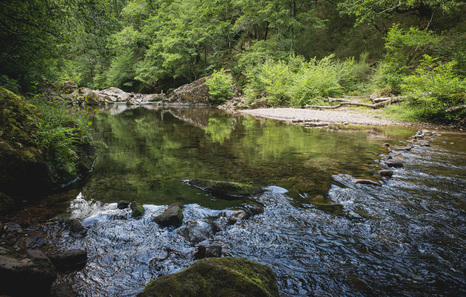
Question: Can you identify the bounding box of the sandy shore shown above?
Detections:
[239,107,401,126]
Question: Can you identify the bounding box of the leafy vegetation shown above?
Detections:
[0,0,464,124]
[205,69,234,104]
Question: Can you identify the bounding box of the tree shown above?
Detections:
[338,0,465,31]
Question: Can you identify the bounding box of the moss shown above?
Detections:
[138,257,280,297]
[187,179,263,200]
[130,201,145,218]
[0,87,40,145]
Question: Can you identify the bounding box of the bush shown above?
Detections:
[206,69,234,104]
[291,56,342,107]
[400,55,466,122]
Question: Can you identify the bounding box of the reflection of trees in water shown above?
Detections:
[89,107,412,204]
[205,115,236,144]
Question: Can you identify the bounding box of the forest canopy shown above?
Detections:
[0,0,465,123]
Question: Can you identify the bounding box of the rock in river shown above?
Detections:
[131,201,145,218]
[0,248,57,297]
[187,179,263,199]
[48,249,87,271]
[138,257,280,297]
[384,158,404,168]
[379,169,394,177]
[153,204,184,228]
[354,178,382,186]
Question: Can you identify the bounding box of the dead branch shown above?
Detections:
[306,96,405,110]
[446,105,466,113]
[305,104,342,109]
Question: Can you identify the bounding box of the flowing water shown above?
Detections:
[46,105,465,296]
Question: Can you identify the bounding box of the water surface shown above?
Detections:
[48,106,465,296]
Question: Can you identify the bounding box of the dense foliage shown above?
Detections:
[0,0,465,123]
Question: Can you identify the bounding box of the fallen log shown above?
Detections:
[306,96,404,110]
[446,105,466,113]
[305,104,342,109]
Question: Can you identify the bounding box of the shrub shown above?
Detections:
[400,55,466,122]
[291,56,342,107]
[206,69,235,104]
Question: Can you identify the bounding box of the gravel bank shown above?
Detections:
[240,108,402,126]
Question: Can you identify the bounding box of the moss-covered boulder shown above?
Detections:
[0,87,96,211]
[153,204,183,227]
[138,257,280,297]
[187,179,263,200]
[131,201,145,218]
[0,87,53,197]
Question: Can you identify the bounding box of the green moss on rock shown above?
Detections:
[138,257,280,297]
[187,179,263,200]
[153,204,183,227]
[131,201,145,218]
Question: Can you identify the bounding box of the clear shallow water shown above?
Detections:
[47,106,465,296]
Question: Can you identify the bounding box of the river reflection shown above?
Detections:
[48,105,465,296]
[85,106,414,207]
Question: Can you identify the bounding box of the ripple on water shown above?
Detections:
[46,131,465,296]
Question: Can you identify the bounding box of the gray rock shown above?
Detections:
[194,244,222,259]
[228,210,249,225]
[48,249,87,271]
[178,221,215,245]
[0,249,56,297]
[384,158,404,168]
[50,282,77,297]
[187,179,263,200]
[379,169,394,177]
[69,220,87,238]
[117,200,130,209]
[153,204,183,228]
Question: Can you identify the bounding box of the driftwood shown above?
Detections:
[306,96,405,110]
[306,104,342,109]
[446,105,466,113]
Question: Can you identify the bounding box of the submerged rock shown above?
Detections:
[354,178,382,186]
[178,221,215,245]
[153,204,184,228]
[138,257,280,297]
[187,179,263,199]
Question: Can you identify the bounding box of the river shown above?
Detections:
[45,105,465,296]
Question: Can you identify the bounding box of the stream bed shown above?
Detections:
[45,106,465,296]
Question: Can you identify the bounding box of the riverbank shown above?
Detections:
[239,107,458,130]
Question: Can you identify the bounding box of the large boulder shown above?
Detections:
[167,73,240,105]
[0,87,96,207]
[138,257,280,297]
[0,87,53,198]
[0,248,57,297]
[187,179,263,200]
[48,249,87,271]
[167,76,211,104]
